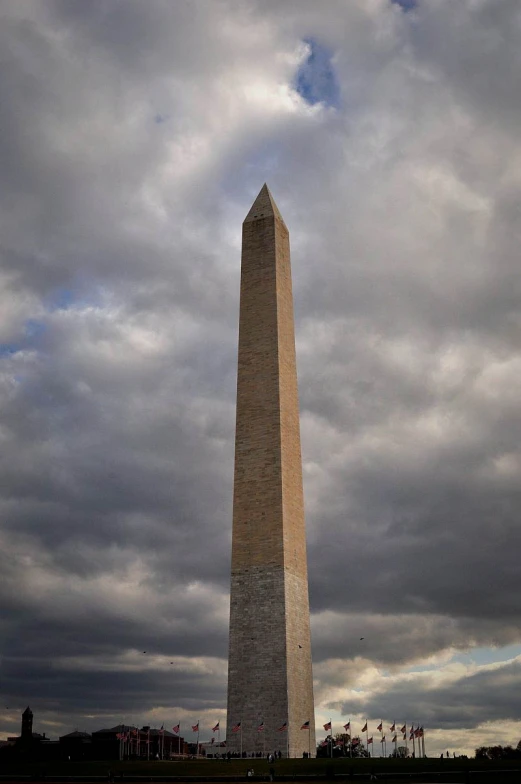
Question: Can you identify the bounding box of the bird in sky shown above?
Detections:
[360,637,365,640]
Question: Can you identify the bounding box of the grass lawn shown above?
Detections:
[1,757,521,781]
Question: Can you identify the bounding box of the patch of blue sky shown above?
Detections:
[450,643,521,667]
[391,0,417,10]
[295,38,340,109]
[24,319,47,338]
[0,319,47,358]
[44,283,105,313]
[0,342,22,357]
[45,286,75,311]
[399,643,521,675]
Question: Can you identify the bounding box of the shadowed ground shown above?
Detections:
[1,758,521,782]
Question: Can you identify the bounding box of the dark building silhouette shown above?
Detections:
[21,706,33,741]
[0,707,58,762]
[59,730,92,761]
[0,711,188,763]
[91,725,187,760]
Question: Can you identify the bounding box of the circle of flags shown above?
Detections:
[161,718,425,759]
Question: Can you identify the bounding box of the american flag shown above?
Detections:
[390,723,396,732]
[343,722,350,731]
[301,720,310,730]
[232,722,241,733]
[361,723,367,732]
[277,722,287,732]
[172,725,180,734]
[192,722,199,732]
[400,725,406,734]
[367,737,373,744]
[212,722,220,732]
[323,721,331,731]
[377,722,382,732]
[257,722,264,732]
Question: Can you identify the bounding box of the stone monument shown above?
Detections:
[226,184,315,758]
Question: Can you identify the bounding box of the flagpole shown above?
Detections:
[240,722,243,758]
[197,720,200,758]
[330,718,333,759]
[422,728,426,758]
[287,717,289,760]
[366,722,369,758]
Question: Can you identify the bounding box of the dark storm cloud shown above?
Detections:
[311,612,521,676]
[0,0,520,749]
[1,651,226,738]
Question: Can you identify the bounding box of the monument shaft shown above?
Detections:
[226,185,315,757]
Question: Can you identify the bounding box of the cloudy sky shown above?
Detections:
[1,0,521,758]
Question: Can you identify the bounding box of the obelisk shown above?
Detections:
[226,185,315,758]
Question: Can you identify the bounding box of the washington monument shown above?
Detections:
[226,185,316,758]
